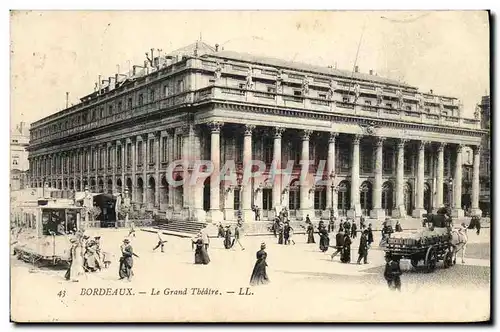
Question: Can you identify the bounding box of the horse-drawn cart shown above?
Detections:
[385,227,456,273]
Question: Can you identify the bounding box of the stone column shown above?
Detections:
[470,145,482,216]
[154,132,161,208]
[131,137,137,202]
[60,152,65,189]
[413,141,428,218]
[300,129,313,219]
[434,142,446,212]
[102,145,108,193]
[326,132,338,218]
[272,127,285,219]
[349,134,362,218]
[452,144,464,217]
[142,134,148,206]
[79,149,84,191]
[371,137,386,219]
[242,124,255,222]
[392,138,407,218]
[208,121,224,222]
[111,143,116,193]
[94,147,99,193]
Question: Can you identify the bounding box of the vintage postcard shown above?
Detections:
[9,10,490,323]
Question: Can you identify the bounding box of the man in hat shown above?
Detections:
[119,238,137,281]
[232,221,245,251]
[153,231,167,253]
[199,224,210,250]
[128,221,136,237]
[357,229,369,265]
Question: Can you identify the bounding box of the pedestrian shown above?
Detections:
[395,220,403,232]
[128,221,136,237]
[65,237,85,282]
[232,222,245,250]
[340,233,352,263]
[351,220,358,239]
[357,230,369,264]
[305,214,311,224]
[367,223,374,248]
[273,217,279,238]
[288,224,296,245]
[217,223,225,238]
[306,221,315,244]
[200,224,210,250]
[328,215,336,233]
[249,242,270,286]
[319,227,330,252]
[193,234,210,265]
[223,226,232,249]
[360,215,366,230]
[152,231,167,253]
[119,238,138,281]
[283,221,291,245]
[331,227,345,260]
[384,252,402,291]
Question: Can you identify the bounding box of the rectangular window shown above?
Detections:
[176,136,183,159]
[163,85,169,97]
[342,96,350,103]
[235,138,243,164]
[319,93,327,99]
[107,146,112,168]
[99,148,104,169]
[294,90,302,96]
[239,83,246,90]
[127,143,132,166]
[267,86,276,93]
[118,101,122,111]
[361,146,373,173]
[138,94,144,106]
[424,154,431,175]
[383,150,393,174]
[404,153,412,174]
[137,141,143,165]
[90,150,95,170]
[100,107,104,118]
[150,89,155,102]
[162,136,168,162]
[117,147,122,168]
[233,188,241,211]
[108,105,113,116]
[365,100,372,105]
[339,147,350,172]
[177,80,184,93]
[149,139,154,164]
[425,107,430,113]
[128,97,133,109]
[386,103,393,108]
[264,137,273,164]
[406,105,411,111]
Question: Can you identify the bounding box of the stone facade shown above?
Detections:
[27,42,485,222]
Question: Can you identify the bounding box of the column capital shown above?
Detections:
[244,124,256,136]
[456,143,465,153]
[419,140,430,150]
[207,121,224,133]
[273,127,285,138]
[437,142,447,152]
[353,134,363,145]
[301,129,313,141]
[328,132,339,143]
[375,136,385,147]
[154,131,161,139]
[139,133,148,141]
[472,145,482,155]
[396,138,408,149]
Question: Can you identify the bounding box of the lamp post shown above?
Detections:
[329,171,339,218]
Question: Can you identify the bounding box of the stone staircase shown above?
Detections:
[152,220,207,237]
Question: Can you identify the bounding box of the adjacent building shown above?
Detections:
[27,41,486,222]
[11,122,30,191]
[478,95,491,216]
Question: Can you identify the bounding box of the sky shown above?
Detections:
[10,10,490,127]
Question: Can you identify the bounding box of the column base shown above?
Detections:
[223,208,235,221]
[192,209,207,222]
[451,208,464,218]
[470,208,482,217]
[347,204,362,219]
[209,209,224,223]
[242,209,254,223]
[412,208,427,219]
[370,208,386,220]
[392,205,407,218]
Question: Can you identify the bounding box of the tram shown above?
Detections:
[11,199,84,266]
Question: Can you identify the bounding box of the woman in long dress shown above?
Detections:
[340,233,352,263]
[119,239,135,281]
[65,238,85,282]
[250,243,270,286]
[318,227,330,252]
[194,237,210,265]
[306,222,316,244]
[223,226,233,249]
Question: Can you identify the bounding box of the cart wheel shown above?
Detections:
[425,246,437,273]
[411,259,419,268]
[444,250,454,268]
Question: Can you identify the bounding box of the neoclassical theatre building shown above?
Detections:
[28,42,486,222]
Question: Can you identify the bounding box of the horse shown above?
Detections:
[449,227,468,264]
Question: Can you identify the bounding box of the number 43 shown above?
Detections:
[57,290,66,298]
